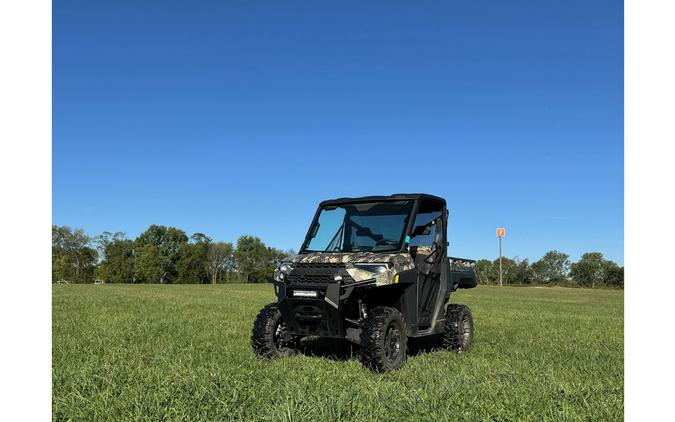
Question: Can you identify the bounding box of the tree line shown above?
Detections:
[474,250,624,288]
[52,225,294,284]
[53,225,623,288]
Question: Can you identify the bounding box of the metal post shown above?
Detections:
[499,236,503,286]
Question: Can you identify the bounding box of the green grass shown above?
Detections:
[53,284,623,421]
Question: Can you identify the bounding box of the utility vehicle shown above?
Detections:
[251,193,477,372]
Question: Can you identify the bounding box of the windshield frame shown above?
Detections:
[299,199,420,254]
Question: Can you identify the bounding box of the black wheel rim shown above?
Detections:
[384,322,401,363]
[273,320,290,352]
[460,314,472,350]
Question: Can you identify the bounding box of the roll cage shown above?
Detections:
[299,194,447,254]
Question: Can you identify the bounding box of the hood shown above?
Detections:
[289,251,413,266]
[288,252,415,286]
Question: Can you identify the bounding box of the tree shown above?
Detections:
[93,231,127,263]
[569,252,623,288]
[531,250,571,284]
[570,252,605,288]
[134,225,188,283]
[134,244,163,283]
[235,236,273,283]
[603,261,624,288]
[475,259,495,284]
[494,257,518,285]
[206,242,235,284]
[95,237,136,283]
[176,233,211,284]
[52,225,98,283]
[190,232,212,245]
[513,258,535,284]
[475,257,519,284]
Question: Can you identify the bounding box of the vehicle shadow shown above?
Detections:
[298,334,444,361]
[407,334,444,356]
[299,337,357,361]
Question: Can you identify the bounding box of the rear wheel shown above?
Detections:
[251,303,298,358]
[441,304,474,352]
[359,306,407,372]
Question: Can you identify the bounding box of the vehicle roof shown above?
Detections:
[319,193,446,207]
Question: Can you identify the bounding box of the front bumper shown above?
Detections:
[273,278,374,338]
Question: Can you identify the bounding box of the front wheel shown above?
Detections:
[251,303,298,358]
[359,306,407,372]
[441,304,474,352]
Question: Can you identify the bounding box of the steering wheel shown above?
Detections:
[375,239,399,247]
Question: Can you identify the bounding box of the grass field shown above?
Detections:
[53,284,623,421]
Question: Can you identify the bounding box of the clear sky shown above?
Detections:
[53,0,624,264]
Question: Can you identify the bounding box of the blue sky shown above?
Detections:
[53,1,624,264]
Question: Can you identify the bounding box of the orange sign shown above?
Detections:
[496,228,505,237]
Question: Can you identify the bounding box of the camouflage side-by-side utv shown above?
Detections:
[251,193,477,372]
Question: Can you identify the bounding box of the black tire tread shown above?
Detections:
[251,303,296,358]
[442,303,474,352]
[359,306,407,372]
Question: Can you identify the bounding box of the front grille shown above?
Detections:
[293,262,344,269]
[287,263,355,284]
[287,273,336,284]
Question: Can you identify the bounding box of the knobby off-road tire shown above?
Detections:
[359,306,407,372]
[251,303,298,358]
[442,304,474,352]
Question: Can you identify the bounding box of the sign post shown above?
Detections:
[496,228,505,286]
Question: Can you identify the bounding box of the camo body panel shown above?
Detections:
[414,246,434,256]
[288,252,415,286]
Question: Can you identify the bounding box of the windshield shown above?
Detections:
[303,201,414,253]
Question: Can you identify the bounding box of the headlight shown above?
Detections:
[353,263,389,274]
[348,263,392,283]
[274,263,294,282]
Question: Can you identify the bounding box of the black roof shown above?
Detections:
[319,193,446,207]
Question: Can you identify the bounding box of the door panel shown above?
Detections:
[412,216,443,329]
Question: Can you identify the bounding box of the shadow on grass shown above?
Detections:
[299,337,357,361]
[407,334,444,356]
[298,334,444,361]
